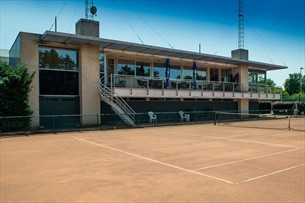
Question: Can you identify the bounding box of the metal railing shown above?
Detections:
[111,74,282,94]
[99,76,136,126]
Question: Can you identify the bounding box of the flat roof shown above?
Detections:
[41,31,287,71]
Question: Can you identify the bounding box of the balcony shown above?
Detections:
[108,74,282,100]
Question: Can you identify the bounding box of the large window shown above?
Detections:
[183,67,206,80]
[39,70,79,95]
[100,53,104,78]
[210,69,218,81]
[170,65,181,80]
[118,60,135,76]
[183,69,193,80]
[248,71,257,84]
[197,70,207,80]
[136,62,150,77]
[39,47,79,95]
[249,70,266,84]
[221,69,232,82]
[39,47,78,70]
[153,63,166,78]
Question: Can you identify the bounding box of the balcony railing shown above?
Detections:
[110,74,281,95]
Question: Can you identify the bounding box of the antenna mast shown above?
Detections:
[85,0,97,20]
[85,0,89,19]
[238,0,244,49]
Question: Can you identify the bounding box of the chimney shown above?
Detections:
[75,18,99,38]
[231,49,249,60]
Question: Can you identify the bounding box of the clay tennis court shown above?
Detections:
[1,122,304,202]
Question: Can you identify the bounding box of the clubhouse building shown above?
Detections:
[9,19,287,128]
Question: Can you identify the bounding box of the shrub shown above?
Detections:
[0,61,35,132]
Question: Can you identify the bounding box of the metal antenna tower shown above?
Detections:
[238,0,244,49]
[85,0,89,19]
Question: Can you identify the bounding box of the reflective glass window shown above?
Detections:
[118,60,135,76]
[221,69,232,82]
[183,69,193,80]
[39,47,78,70]
[197,70,207,80]
[100,53,104,78]
[153,63,166,78]
[136,62,150,77]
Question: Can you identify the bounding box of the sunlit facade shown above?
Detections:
[9,19,287,128]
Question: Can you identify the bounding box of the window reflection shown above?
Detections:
[183,69,193,80]
[118,60,135,76]
[170,66,181,80]
[153,63,165,78]
[39,47,78,70]
[197,70,206,80]
[136,62,150,77]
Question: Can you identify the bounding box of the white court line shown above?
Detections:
[242,163,305,183]
[72,137,234,184]
[195,147,305,171]
[171,132,298,148]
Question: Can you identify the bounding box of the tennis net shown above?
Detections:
[215,112,304,131]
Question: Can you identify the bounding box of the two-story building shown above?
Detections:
[9,19,286,128]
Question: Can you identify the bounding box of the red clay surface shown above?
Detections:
[1,124,304,202]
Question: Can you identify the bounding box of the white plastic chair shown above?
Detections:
[179,111,190,122]
[148,111,157,123]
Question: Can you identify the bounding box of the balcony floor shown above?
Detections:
[113,88,281,100]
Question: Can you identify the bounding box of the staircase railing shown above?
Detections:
[99,76,136,126]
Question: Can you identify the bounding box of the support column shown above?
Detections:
[20,33,40,127]
[103,52,107,84]
[238,99,249,113]
[232,65,248,91]
[79,44,100,126]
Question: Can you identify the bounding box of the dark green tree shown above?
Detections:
[258,77,276,87]
[284,73,305,95]
[0,62,35,132]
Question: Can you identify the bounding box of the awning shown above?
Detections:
[41,31,287,71]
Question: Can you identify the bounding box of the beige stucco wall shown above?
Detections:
[79,44,100,126]
[19,32,40,127]
[232,65,248,90]
[233,65,249,112]
[238,99,249,113]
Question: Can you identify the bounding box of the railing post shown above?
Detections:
[288,116,291,131]
[212,82,215,92]
[111,74,113,101]
[52,116,55,132]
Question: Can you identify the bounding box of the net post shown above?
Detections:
[96,114,99,127]
[288,116,291,131]
[52,116,55,132]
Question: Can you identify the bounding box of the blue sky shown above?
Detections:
[0,0,304,86]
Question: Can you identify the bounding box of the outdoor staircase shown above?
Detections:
[99,77,136,127]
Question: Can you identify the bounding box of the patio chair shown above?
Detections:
[148,111,157,123]
[179,111,190,122]
[137,79,147,88]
